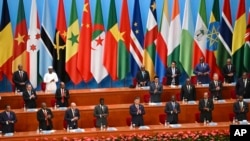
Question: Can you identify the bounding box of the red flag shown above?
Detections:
[77,0,93,82]
[12,0,29,77]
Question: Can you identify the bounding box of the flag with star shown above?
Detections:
[103,0,120,80]
[217,0,233,69]
[12,0,28,77]
[77,0,92,82]
[65,0,82,84]
[244,9,250,72]
[129,0,144,77]
[26,0,41,88]
[167,0,181,68]
[193,0,207,69]
[144,0,158,80]
[118,0,130,80]
[91,0,108,83]
[40,0,54,80]
[0,0,13,83]
[206,0,222,79]
[53,0,70,83]
[155,0,169,82]
[232,0,246,77]
[180,0,194,77]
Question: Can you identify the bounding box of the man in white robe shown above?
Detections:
[43,66,58,93]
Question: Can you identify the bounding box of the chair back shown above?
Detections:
[159,113,167,124]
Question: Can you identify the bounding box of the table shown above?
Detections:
[1,99,245,132]
[0,84,235,109]
[0,122,230,141]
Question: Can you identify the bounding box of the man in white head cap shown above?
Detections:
[43,66,58,93]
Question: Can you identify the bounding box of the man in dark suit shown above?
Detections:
[22,84,37,108]
[194,57,210,84]
[64,102,80,129]
[209,73,223,100]
[136,65,150,86]
[222,58,236,83]
[180,78,196,101]
[94,98,109,128]
[236,72,250,98]
[12,64,29,92]
[149,76,163,103]
[0,105,17,134]
[37,102,53,130]
[129,97,145,127]
[165,95,180,124]
[165,61,181,85]
[199,92,214,122]
[55,82,70,107]
[233,95,249,121]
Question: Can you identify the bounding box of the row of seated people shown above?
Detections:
[0,93,248,134]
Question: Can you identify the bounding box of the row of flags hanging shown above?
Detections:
[0,0,249,89]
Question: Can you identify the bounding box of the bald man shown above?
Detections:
[209,73,223,100]
[37,102,53,130]
[199,92,214,122]
[64,102,80,129]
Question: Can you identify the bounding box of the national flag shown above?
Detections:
[232,0,246,77]
[0,0,13,83]
[155,0,169,81]
[167,0,181,67]
[129,0,144,77]
[65,0,82,84]
[77,0,92,82]
[118,0,130,80]
[217,0,233,69]
[12,0,28,78]
[144,0,158,80]
[244,9,250,72]
[206,0,222,79]
[193,0,207,68]
[40,0,54,79]
[27,0,41,88]
[91,0,108,83]
[53,0,70,83]
[179,0,194,77]
[103,0,121,80]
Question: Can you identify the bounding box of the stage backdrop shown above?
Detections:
[0,0,250,92]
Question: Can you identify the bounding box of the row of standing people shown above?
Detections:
[1,93,248,134]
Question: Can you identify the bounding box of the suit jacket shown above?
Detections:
[0,111,17,134]
[55,88,70,107]
[93,104,109,127]
[165,67,181,85]
[12,70,29,92]
[180,84,196,101]
[37,108,54,130]
[129,104,145,126]
[209,81,223,100]
[135,70,150,86]
[22,89,37,108]
[199,98,214,122]
[64,108,80,129]
[233,101,249,121]
[236,78,250,98]
[222,64,236,83]
[193,63,210,84]
[149,82,163,102]
[165,101,180,124]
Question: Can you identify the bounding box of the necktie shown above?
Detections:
[43,110,49,125]
[20,71,23,79]
[215,81,217,87]
[7,112,10,119]
[61,89,65,103]
[172,102,175,108]
[142,72,145,78]
[245,80,247,88]
[72,110,75,117]
[205,100,207,107]
[228,65,231,71]
[187,85,190,92]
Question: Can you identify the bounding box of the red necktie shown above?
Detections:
[43,110,49,126]
[61,89,64,103]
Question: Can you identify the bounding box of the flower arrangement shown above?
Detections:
[61,129,230,141]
